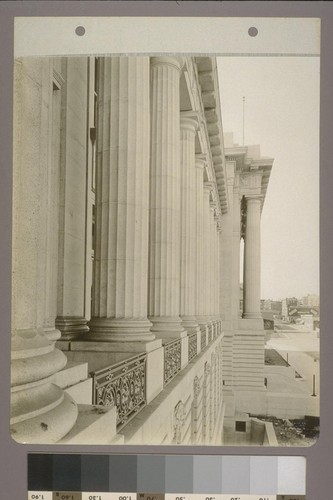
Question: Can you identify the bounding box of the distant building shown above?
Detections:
[302,294,320,308]
[261,299,282,319]
[281,297,299,320]
[288,306,319,330]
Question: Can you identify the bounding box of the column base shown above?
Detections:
[56,316,89,340]
[87,317,155,342]
[181,315,201,334]
[11,329,68,385]
[11,329,79,443]
[149,316,185,339]
[43,327,62,342]
[58,404,120,444]
[243,312,262,319]
[11,387,78,444]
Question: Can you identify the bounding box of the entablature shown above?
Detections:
[225,144,273,211]
[180,57,229,221]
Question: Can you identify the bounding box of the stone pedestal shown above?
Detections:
[89,57,154,342]
[233,324,266,393]
[61,339,165,406]
[148,56,185,338]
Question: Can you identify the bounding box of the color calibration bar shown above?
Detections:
[28,494,306,500]
[28,455,306,499]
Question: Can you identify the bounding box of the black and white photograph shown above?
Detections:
[10,18,320,446]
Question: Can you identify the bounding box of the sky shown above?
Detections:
[217,57,320,301]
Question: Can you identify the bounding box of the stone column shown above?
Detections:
[148,56,185,338]
[43,60,62,342]
[215,217,221,332]
[232,174,242,324]
[195,157,206,348]
[213,212,220,334]
[203,184,213,338]
[243,196,262,319]
[220,164,235,328]
[179,115,200,333]
[11,58,78,443]
[219,166,235,398]
[56,58,90,340]
[89,57,154,342]
[209,203,216,321]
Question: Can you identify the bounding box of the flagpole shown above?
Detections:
[242,96,245,146]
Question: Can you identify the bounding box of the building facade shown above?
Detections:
[11,55,274,445]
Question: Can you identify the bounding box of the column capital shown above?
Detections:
[245,194,263,205]
[150,56,184,72]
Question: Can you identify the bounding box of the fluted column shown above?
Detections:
[203,184,212,328]
[214,216,221,324]
[180,115,200,332]
[148,56,184,337]
[11,58,78,443]
[195,158,206,337]
[220,164,235,328]
[232,175,241,324]
[243,196,262,319]
[56,58,90,340]
[209,203,216,320]
[89,57,154,341]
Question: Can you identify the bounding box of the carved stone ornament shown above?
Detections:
[240,175,250,187]
[194,376,201,398]
[173,400,186,444]
[204,361,211,377]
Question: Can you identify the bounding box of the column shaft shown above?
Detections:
[148,56,184,336]
[203,185,212,325]
[232,177,241,323]
[209,205,216,318]
[220,167,235,327]
[56,58,90,339]
[243,197,262,318]
[89,57,153,341]
[195,158,207,335]
[11,58,78,443]
[180,117,199,332]
[214,219,220,319]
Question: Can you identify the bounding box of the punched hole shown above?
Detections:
[75,26,86,37]
[248,27,258,37]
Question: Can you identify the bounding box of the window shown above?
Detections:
[235,421,246,432]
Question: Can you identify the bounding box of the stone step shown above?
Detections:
[65,379,93,405]
[53,360,89,389]
[59,404,123,445]
[53,361,93,405]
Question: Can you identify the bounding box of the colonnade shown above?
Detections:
[88,56,222,343]
[11,54,268,443]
